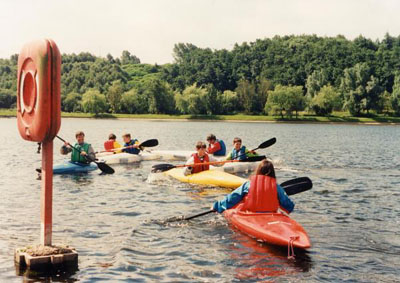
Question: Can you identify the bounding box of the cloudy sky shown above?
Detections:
[1,0,399,64]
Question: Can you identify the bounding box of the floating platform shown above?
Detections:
[15,244,78,271]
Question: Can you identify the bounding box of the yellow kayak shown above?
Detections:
[164,168,247,188]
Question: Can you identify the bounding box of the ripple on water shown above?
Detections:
[1,119,400,281]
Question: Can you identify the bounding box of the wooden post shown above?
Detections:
[40,140,53,246]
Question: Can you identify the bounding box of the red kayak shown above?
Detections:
[224,208,311,250]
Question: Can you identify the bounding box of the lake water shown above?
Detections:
[0,118,399,282]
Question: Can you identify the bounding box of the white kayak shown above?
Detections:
[148,150,195,161]
[98,152,160,164]
[210,160,261,174]
[149,150,261,173]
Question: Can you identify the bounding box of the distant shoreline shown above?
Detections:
[1,109,399,125]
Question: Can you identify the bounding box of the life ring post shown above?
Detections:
[14,39,78,275]
[40,140,53,246]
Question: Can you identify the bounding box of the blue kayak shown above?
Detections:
[53,161,98,174]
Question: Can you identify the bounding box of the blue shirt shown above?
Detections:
[213,180,295,213]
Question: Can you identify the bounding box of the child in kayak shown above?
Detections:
[184,141,222,175]
[226,137,257,161]
[212,159,294,214]
[206,134,226,156]
[122,133,140,154]
[104,133,122,153]
[60,131,96,164]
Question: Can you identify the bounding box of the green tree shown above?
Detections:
[364,75,383,113]
[220,90,239,114]
[340,63,370,116]
[265,85,305,118]
[391,73,400,116]
[120,88,148,114]
[175,84,207,114]
[235,79,256,114]
[121,50,140,65]
[378,91,393,115]
[81,89,108,114]
[0,88,16,108]
[62,92,82,112]
[143,78,175,114]
[107,80,124,113]
[204,84,223,115]
[310,85,341,116]
[306,69,329,99]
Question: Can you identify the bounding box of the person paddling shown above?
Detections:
[122,133,140,154]
[184,141,222,175]
[206,134,226,156]
[60,131,96,164]
[226,137,257,161]
[212,159,294,214]
[104,133,122,153]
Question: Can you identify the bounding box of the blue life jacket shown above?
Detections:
[123,139,140,154]
[213,139,226,156]
[231,146,247,160]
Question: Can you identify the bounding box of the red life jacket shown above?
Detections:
[240,175,279,212]
[191,153,210,173]
[104,140,115,151]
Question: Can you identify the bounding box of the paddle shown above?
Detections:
[151,155,266,173]
[96,139,159,154]
[166,177,313,222]
[56,135,115,174]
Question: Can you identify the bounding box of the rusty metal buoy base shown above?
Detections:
[15,244,78,275]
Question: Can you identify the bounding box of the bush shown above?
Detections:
[0,88,16,108]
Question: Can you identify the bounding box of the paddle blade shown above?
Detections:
[139,139,159,148]
[96,162,115,174]
[280,177,312,196]
[257,137,276,149]
[151,163,176,173]
[241,155,266,162]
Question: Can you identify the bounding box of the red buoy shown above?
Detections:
[17,39,61,142]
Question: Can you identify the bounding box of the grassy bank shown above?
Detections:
[2,109,400,124]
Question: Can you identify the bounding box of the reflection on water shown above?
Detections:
[228,232,312,281]
[0,118,399,282]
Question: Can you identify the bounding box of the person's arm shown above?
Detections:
[245,148,258,158]
[213,181,250,213]
[207,142,221,154]
[87,145,96,160]
[277,184,295,214]
[183,156,195,176]
[225,151,233,160]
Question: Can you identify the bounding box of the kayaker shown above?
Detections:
[226,137,257,161]
[104,133,122,152]
[122,133,140,154]
[206,134,226,156]
[184,141,222,175]
[60,131,96,164]
[212,159,294,214]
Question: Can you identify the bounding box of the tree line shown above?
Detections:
[1,34,400,116]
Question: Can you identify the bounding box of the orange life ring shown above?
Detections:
[17,39,61,142]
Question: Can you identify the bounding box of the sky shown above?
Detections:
[1,0,400,64]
